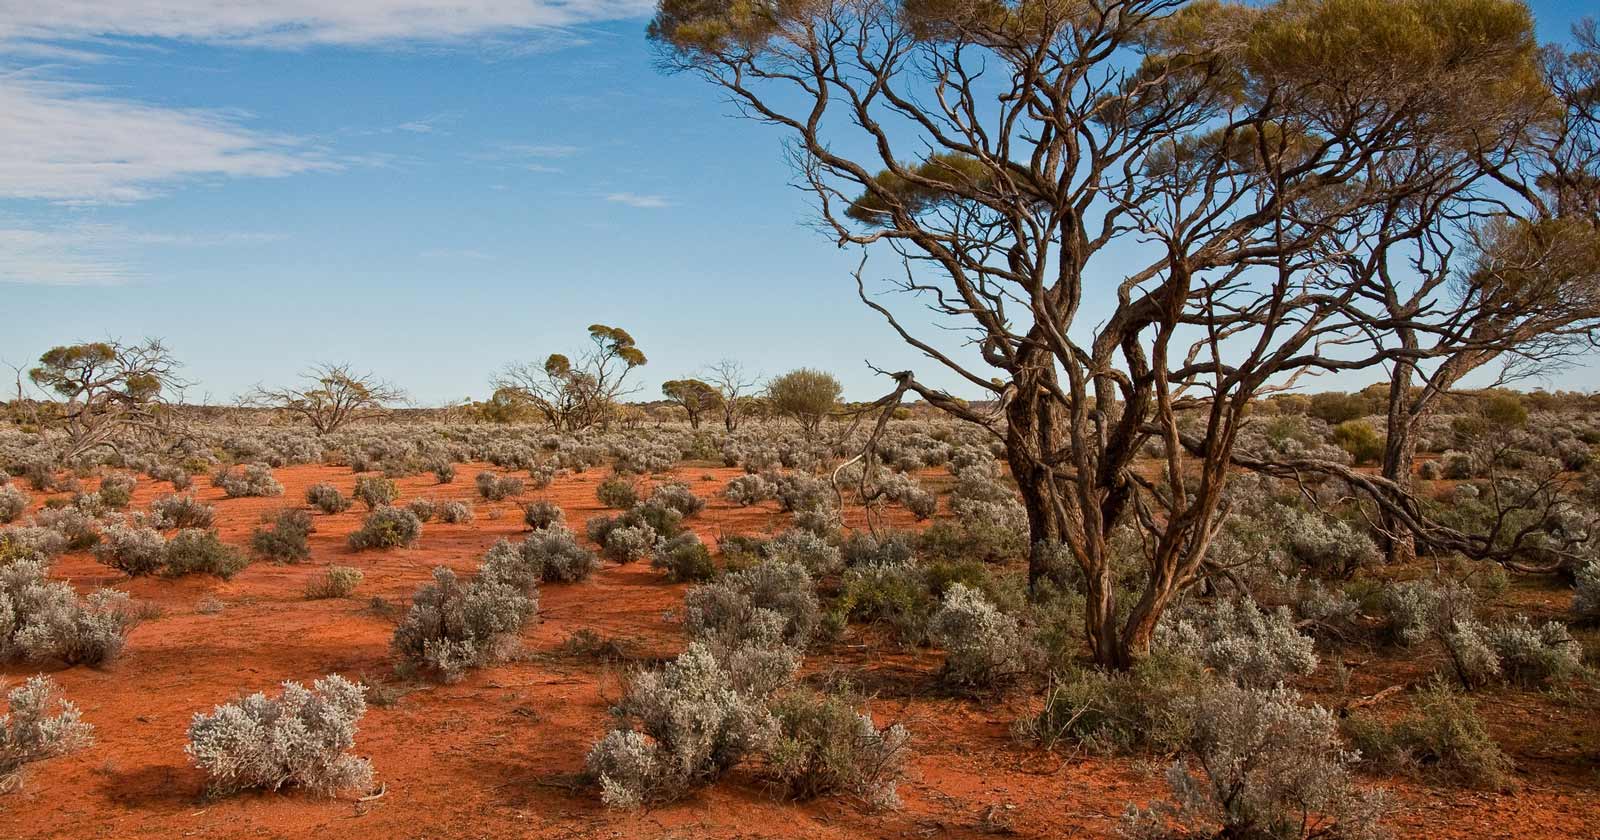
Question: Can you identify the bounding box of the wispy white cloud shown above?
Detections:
[0,1,653,50]
[0,76,329,204]
[604,192,670,209]
[0,223,283,285]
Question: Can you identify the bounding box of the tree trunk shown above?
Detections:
[1003,364,1067,587]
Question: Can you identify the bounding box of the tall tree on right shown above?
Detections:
[649,0,1570,667]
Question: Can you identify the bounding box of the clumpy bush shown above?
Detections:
[836,561,936,645]
[305,482,352,514]
[480,530,599,589]
[306,566,363,599]
[0,486,29,524]
[0,560,136,666]
[185,675,373,797]
[214,464,284,499]
[93,524,167,576]
[764,528,842,576]
[150,494,215,529]
[1122,683,1385,840]
[766,689,909,808]
[586,642,791,808]
[651,532,715,582]
[684,560,820,651]
[390,567,537,682]
[1345,678,1513,789]
[647,482,705,518]
[352,476,397,510]
[1484,615,1582,686]
[34,507,99,551]
[596,476,640,510]
[250,509,314,562]
[1381,578,1476,648]
[1575,560,1600,624]
[163,529,248,579]
[522,500,564,531]
[0,527,65,568]
[723,474,776,506]
[602,523,656,564]
[437,500,474,524]
[927,584,1025,687]
[1154,597,1318,688]
[1,676,94,793]
[405,497,437,523]
[348,506,422,550]
[475,471,524,502]
[432,461,456,484]
[1332,420,1384,465]
[97,473,136,509]
[1021,653,1206,754]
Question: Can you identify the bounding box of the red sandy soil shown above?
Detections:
[2,463,1597,838]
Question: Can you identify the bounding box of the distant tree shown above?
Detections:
[660,378,722,429]
[766,369,841,434]
[495,324,647,433]
[474,387,535,424]
[247,364,406,435]
[28,339,186,459]
[703,358,761,431]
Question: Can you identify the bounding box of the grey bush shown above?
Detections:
[603,524,656,564]
[723,474,776,506]
[927,583,1026,687]
[348,506,422,550]
[0,486,28,525]
[684,560,820,651]
[185,675,373,797]
[305,482,352,514]
[214,464,284,498]
[522,500,564,531]
[163,529,248,579]
[1484,615,1583,686]
[475,471,524,501]
[1121,683,1385,840]
[305,566,363,599]
[352,476,397,510]
[390,567,537,682]
[150,493,216,528]
[93,523,167,576]
[764,528,842,576]
[1153,596,1318,688]
[251,508,314,562]
[765,689,910,809]
[1,675,94,793]
[437,500,474,524]
[1573,560,1600,623]
[0,560,135,666]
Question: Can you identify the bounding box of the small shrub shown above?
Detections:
[836,561,935,644]
[214,464,284,498]
[390,567,536,682]
[765,688,909,808]
[596,476,639,510]
[0,560,136,666]
[305,483,352,514]
[185,675,373,797]
[1154,596,1318,688]
[1020,653,1205,754]
[1575,560,1600,624]
[1484,615,1583,686]
[306,566,364,599]
[1332,420,1384,465]
[432,461,456,484]
[765,528,842,576]
[406,497,437,523]
[723,474,776,506]
[651,532,715,582]
[150,494,215,529]
[251,509,314,562]
[647,482,705,517]
[352,476,398,510]
[93,524,167,576]
[1122,683,1385,840]
[98,473,137,509]
[437,500,474,524]
[0,676,94,793]
[475,471,524,501]
[602,524,656,564]
[34,508,99,551]
[163,529,248,579]
[586,642,790,808]
[927,584,1025,687]
[684,560,820,651]
[348,506,422,550]
[522,500,564,531]
[1345,678,1513,789]
[0,486,30,524]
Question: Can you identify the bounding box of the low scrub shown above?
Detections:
[1,676,94,793]
[348,506,422,550]
[150,494,215,529]
[1344,678,1514,790]
[214,464,284,499]
[185,675,373,797]
[475,471,524,502]
[305,482,352,514]
[250,509,314,563]
[765,688,909,809]
[927,584,1025,688]
[163,529,248,579]
[1,560,136,666]
[352,476,397,510]
[390,567,537,682]
[306,566,363,599]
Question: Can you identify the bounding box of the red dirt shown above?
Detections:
[3,463,1596,838]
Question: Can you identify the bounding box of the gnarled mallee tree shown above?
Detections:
[495,325,647,433]
[246,364,407,435]
[649,0,1569,666]
[28,339,187,460]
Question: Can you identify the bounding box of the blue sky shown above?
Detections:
[1,1,1594,406]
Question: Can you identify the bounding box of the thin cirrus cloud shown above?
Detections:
[0,224,284,286]
[0,1,655,49]
[604,192,670,209]
[0,76,330,205]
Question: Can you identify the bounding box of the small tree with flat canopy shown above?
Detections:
[661,379,723,429]
[766,369,841,434]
